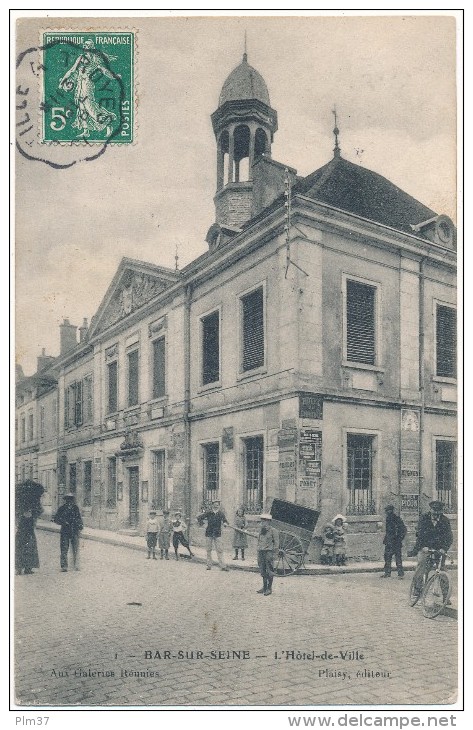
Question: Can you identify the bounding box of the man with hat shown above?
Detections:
[409,500,453,590]
[380,505,407,579]
[53,492,83,572]
[197,500,229,571]
[256,513,278,596]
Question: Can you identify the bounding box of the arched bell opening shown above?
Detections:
[255,127,269,159]
[233,124,251,182]
[217,130,230,190]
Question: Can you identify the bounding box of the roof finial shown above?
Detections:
[243,30,248,62]
[332,105,341,159]
[175,244,179,272]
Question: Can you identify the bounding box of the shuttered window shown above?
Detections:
[242,287,264,371]
[202,311,220,385]
[152,337,166,399]
[346,280,376,365]
[127,349,139,407]
[107,361,118,413]
[436,305,456,378]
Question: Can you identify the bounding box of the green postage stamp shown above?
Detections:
[42,32,134,143]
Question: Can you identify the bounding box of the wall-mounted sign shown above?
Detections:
[305,460,321,477]
[299,393,323,420]
[400,494,419,512]
[299,443,316,460]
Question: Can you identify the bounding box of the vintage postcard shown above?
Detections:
[13,11,461,717]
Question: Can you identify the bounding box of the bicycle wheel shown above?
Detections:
[272,531,305,577]
[422,572,451,619]
[409,570,423,606]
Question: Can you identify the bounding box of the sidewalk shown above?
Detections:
[36,519,421,575]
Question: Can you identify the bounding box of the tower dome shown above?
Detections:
[219,53,271,107]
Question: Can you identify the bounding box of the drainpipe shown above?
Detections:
[184,283,192,538]
[418,258,425,513]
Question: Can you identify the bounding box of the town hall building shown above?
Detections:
[16,52,457,559]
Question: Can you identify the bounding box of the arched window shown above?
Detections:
[255,128,268,158]
[234,124,250,182]
[218,131,229,189]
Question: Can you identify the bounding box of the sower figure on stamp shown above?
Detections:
[256,514,278,596]
[197,500,229,571]
[380,505,406,579]
[53,493,83,572]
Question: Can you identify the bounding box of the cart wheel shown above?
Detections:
[422,572,451,619]
[272,531,305,577]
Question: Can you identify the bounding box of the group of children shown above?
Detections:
[320,514,347,566]
[146,508,194,561]
[147,506,347,566]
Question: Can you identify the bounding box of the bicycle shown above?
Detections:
[408,549,452,618]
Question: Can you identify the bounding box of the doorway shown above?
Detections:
[128,466,140,527]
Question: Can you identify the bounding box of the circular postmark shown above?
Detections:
[16,32,134,169]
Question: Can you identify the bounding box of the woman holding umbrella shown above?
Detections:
[15,480,43,575]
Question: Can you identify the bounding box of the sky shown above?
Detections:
[15,13,457,375]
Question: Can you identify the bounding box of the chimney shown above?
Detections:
[60,319,78,355]
[37,348,55,372]
[79,318,89,343]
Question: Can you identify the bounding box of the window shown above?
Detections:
[69,463,77,493]
[243,436,264,513]
[436,305,456,378]
[241,287,264,371]
[83,375,93,423]
[346,279,376,365]
[52,398,58,433]
[40,406,45,439]
[347,434,376,515]
[202,311,220,385]
[127,349,139,407]
[65,375,92,428]
[28,410,34,441]
[152,337,165,399]
[107,457,117,509]
[436,441,457,512]
[107,361,118,413]
[151,451,166,510]
[21,416,26,444]
[83,461,92,507]
[202,442,220,505]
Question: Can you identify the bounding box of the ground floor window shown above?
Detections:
[435,440,457,512]
[202,442,219,507]
[151,450,166,510]
[243,436,264,513]
[69,463,77,493]
[107,457,117,509]
[346,433,376,515]
[83,460,92,507]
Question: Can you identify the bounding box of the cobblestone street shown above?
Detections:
[14,531,458,708]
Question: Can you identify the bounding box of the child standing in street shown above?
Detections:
[320,522,335,565]
[158,509,172,560]
[332,514,347,566]
[146,509,159,560]
[232,506,248,560]
[172,510,194,560]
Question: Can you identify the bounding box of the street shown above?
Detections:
[14,531,458,707]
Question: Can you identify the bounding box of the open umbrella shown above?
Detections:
[15,480,44,518]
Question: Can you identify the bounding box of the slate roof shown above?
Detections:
[219,54,271,107]
[294,155,437,233]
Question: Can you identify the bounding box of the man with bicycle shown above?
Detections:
[409,500,453,593]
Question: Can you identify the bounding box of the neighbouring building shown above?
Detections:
[15,52,457,559]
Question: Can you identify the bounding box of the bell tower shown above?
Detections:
[210,52,278,230]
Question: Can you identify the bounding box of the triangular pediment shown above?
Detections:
[89,258,181,337]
